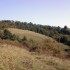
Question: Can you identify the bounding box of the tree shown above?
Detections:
[64,26,68,30]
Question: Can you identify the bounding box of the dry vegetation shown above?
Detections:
[8,28,55,42]
[0,43,70,70]
[0,28,69,70]
[8,28,70,57]
[0,22,15,29]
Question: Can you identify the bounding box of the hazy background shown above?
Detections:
[0,0,70,27]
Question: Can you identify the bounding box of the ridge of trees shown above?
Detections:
[0,20,70,46]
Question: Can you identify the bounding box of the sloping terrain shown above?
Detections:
[8,28,55,43]
[0,28,69,70]
[8,28,70,58]
[0,20,70,46]
[0,43,70,70]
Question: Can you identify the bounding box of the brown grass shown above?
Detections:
[0,43,70,70]
[8,28,55,43]
[8,28,70,58]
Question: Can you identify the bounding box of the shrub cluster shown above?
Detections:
[0,29,69,58]
[0,20,70,46]
[0,29,28,42]
[0,29,17,41]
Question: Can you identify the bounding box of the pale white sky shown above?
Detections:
[0,0,70,27]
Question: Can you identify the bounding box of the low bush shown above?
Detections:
[0,29,18,41]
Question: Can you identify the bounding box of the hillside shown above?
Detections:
[0,21,70,70]
[0,20,70,46]
[14,21,70,46]
[0,43,70,70]
[8,28,55,43]
[8,28,70,58]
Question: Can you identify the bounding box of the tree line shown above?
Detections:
[0,20,70,46]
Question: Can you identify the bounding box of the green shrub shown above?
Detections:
[21,36,27,41]
[1,29,18,41]
[3,29,12,39]
[10,34,16,41]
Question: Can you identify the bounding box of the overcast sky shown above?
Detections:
[0,0,70,27]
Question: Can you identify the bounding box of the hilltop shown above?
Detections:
[8,28,70,58]
[8,28,55,43]
[0,20,70,46]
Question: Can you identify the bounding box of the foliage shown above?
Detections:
[14,21,70,46]
[21,36,27,41]
[0,20,70,46]
[0,29,17,41]
[0,27,69,58]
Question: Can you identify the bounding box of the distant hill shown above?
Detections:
[8,28,55,43]
[8,28,70,58]
[0,20,70,46]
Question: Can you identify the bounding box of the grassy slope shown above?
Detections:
[0,28,70,70]
[8,28,69,55]
[8,28,55,42]
[0,44,70,70]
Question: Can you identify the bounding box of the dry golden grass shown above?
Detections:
[8,28,55,43]
[0,39,21,47]
[8,28,70,58]
[0,43,70,70]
